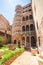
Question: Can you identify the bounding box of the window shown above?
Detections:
[22,37,25,46]
[14,40,17,44]
[30,24,34,31]
[22,17,25,21]
[31,36,36,47]
[22,37,25,41]
[22,26,25,32]
[18,40,21,48]
[26,37,29,43]
[26,25,29,31]
[29,15,33,19]
[26,16,28,21]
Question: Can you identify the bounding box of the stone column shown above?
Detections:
[30,36,31,50]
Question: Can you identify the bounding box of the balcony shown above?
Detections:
[29,31,35,35]
[22,19,34,23]
[22,31,35,35]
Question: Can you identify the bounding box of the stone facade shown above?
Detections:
[32,0,43,50]
[0,15,11,45]
[12,3,36,49]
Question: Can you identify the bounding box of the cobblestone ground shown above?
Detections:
[10,51,39,65]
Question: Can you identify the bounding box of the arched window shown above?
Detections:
[18,40,21,48]
[26,16,28,20]
[26,37,29,43]
[22,37,25,41]
[14,40,17,44]
[26,25,29,31]
[22,17,25,21]
[30,24,35,31]
[29,15,33,19]
[31,36,36,47]
[22,26,25,32]
[22,37,25,46]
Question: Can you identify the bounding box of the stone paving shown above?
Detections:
[10,51,39,65]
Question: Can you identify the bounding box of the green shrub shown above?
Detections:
[0,47,24,65]
[0,36,3,43]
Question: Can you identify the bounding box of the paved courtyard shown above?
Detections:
[10,51,39,65]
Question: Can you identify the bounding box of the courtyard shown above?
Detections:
[0,46,39,65]
[0,46,24,65]
[0,0,43,65]
[11,51,38,65]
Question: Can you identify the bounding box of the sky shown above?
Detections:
[0,0,30,25]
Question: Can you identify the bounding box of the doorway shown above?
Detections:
[31,36,36,48]
[18,41,21,48]
[14,40,17,44]
[26,37,30,50]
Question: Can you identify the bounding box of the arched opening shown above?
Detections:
[22,37,25,41]
[26,25,29,31]
[30,24,35,31]
[26,16,28,21]
[22,17,25,21]
[18,40,21,48]
[29,15,33,19]
[26,37,29,43]
[22,37,25,46]
[26,37,30,49]
[22,26,25,32]
[31,36,36,48]
[14,40,17,44]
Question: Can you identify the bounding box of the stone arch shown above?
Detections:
[26,36,29,43]
[31,36,36,47]
[30,24,35,31]
[18,40,21,48]
[22,26,25,32]
[14,40,17,44]
[26,16,28,20]
[29,15,33,19]
[22,37,25,46]
[26,25,29,31]
[22,17,25,21]
[22,37,25,41]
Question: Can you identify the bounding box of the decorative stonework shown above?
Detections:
[12,3,36,49]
